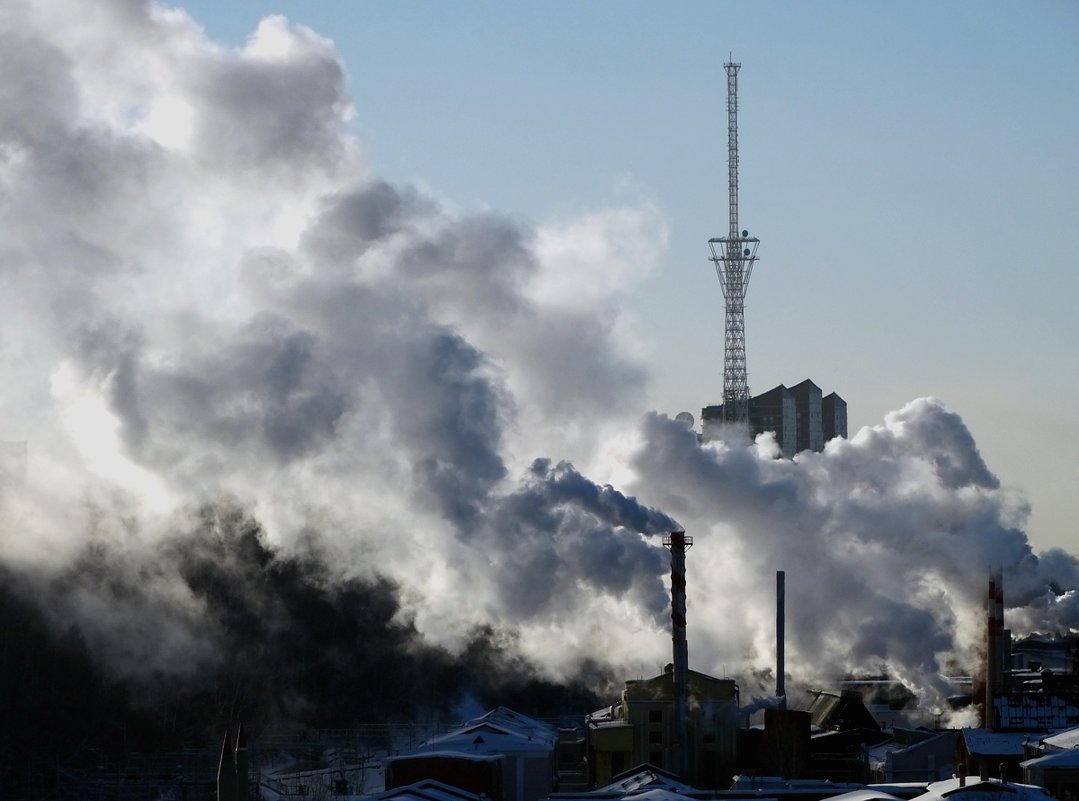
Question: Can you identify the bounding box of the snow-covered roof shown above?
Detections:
[385,750,502,765]
[960,730,1031,756]
[591,720,632,730]
[1021,748,1079,769]
[599,767,693,794]
[375,779,485,801]
[822,789,906,801]
[869,784,935,796]
[910,777,1051,801]
[417,727,553,754]
[1040,727,1079,750]
[625,790,694,801]
[462,707,556,742]
[415,706,557,755]
[589,705,617,723]
[867,731,957,770]
[730,776,867,792]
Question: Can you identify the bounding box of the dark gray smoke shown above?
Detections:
[0,504,614,795]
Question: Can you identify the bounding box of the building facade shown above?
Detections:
[822,392,847,444]
[701,380,847,457]
[790,380,823,454]
[586,668,739,789]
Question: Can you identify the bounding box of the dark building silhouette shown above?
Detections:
[586,668,739,789]
[822,392,847,443]
[701,381,846,456]
[790,380,823,453]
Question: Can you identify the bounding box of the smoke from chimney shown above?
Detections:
[0,0,1076,753]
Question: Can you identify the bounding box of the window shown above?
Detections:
[648,730,663,745]
[648,709,663,724]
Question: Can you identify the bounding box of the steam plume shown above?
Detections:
[0,0,1075,761]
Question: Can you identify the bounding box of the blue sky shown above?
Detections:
[171,0,1079,552]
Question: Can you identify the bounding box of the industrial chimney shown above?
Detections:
[985,571,1005,729]
[664,530,692,779]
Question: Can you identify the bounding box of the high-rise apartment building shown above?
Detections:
[701,382,846,457]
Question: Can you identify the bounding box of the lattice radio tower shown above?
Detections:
[708,60,760,425]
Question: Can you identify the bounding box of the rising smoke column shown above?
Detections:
[0,0,1076,741]
[627,400,1079,708]
[0,0,676,700]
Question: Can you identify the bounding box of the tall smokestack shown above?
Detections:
[776,570,786,707]
[985,571,1005,730]
[664,530,692,779]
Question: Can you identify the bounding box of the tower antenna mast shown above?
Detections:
[708,60,759,425]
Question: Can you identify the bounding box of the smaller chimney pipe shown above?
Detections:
[777,570,786,706]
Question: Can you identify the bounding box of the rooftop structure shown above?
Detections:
[388,707,559,801]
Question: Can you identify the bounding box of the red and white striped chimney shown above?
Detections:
[985,571,1005,729]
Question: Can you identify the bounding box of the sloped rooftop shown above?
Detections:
[960,730,1031,756]
[910,777,1051,801]
[415,706,558,755]
[1040,726,1079,750]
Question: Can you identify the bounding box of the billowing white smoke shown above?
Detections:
[0,0,1075,709]
[0,0,673,683]
[630,403,1079,708]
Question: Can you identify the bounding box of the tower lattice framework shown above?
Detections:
[708,60,760,425]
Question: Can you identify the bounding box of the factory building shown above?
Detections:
[586,667,739,790]
[978,574,1079,734]
[585,532,740,790]
[701,380,846,456]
